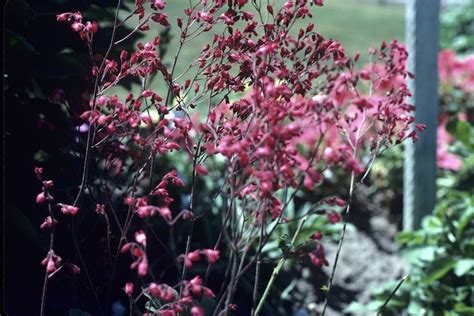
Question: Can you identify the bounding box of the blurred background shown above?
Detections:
[4,0,473,315]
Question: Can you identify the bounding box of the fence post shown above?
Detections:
[403,0,440,230]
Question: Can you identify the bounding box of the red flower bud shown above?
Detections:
[36,192,46,204]
[56,12,71,22]
[138,258,148,276]
[124,282,134,297]
[59,204,79,216]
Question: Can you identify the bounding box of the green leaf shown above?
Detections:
[446,119,474,150]
[422,216,444,235]
[397,231,425,246]
[407,300,423,315]
[345,301,382,314]
[402,246,436,264]
[454,302,474,314]
[456,208,474,241]
[5,30,39,55]
[454,259,474,277]
[423,257,456,284]
[344,302,368,313]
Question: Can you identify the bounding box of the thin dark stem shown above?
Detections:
[71,217,105,315]
[255,213,309,315]
[178,136,202,294]
[72,0,122,208]
[251,220,265,316]
[40,199,54,316]
[377,275,408,316]
[321,171,356,316]
[251,260,261,316]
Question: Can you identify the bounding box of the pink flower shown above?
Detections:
[138,258,148,276]
[203,287,215,298]
[56,12,71,22]
[184,250,200,268]
[136,205,158,218]
[158,310,175,316]
[46,259,57,273]
[43,180,53,188]
[59,204,79,216]
[309,243,328,267]
[437,122,463,171]
[124,282,134,297]
[158,206,172,222]
[71,22,84,32]
[437,149,463,171]
[309,253,328,267]
[327,212,342,224]
[311,231,323,240]
[191,306,204,316]
[152,0,166,10]
[334,198,346,207]
[34,167,43,176]
[195,164,208,175]
[36,192,46,204]
[203,249,220,264]
[84,21,99,34]
[40,216,57,230]
[134,230,147,246]
[148,283,162,297]
[95,204,105,215]
[303,175,314,190]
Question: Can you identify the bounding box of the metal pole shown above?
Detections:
[403,0,440,230]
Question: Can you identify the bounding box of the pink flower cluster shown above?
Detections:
[121,230,149,276]
[439,49,474,93]
[52,0,422,313]
[437,116,464,171]
[130,276,215,316]
[436,49,474,171]
[183,249,220,268]
[56,11,98,43]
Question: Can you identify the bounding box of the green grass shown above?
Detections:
[157,0,405,71]
[113,0,405,97]
[312,0,405,61]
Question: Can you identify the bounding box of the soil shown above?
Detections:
[292,185,407,316]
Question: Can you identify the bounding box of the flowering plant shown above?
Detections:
[35,1,419,315]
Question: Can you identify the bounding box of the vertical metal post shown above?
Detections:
[403,0,440,230]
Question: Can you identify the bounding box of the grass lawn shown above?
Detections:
[159,0,405,70]
[312,0,405,61]
[114,0,405,97]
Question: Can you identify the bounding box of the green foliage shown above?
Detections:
[348,116,474,315]
[439,118,474,195]
[346,190,474,315]
[441,0,474,54]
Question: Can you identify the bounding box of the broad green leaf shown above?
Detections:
[454,302,474,314]
[397,231,425,246]
[454,259,474,277]
[344,302,367,313]
[402,246,436,264]
[407,300,423,315]
[422,216,443,235]
[423,258,456,284]
[447,119,474,150]
[6,30,39,55]
[456,208,474,241]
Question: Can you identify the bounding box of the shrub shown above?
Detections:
[31,1,419,315]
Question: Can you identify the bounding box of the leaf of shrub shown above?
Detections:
[454,259,474,277]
